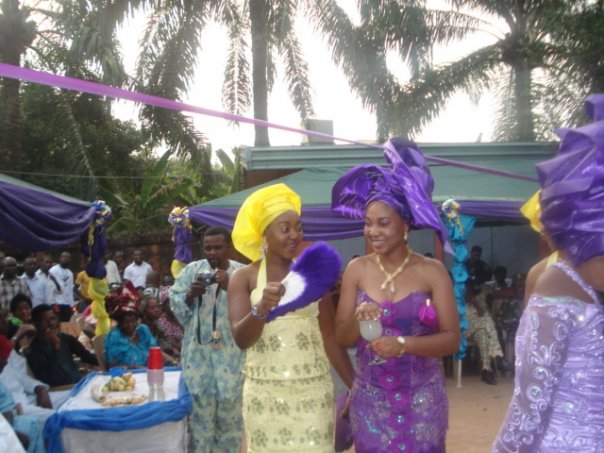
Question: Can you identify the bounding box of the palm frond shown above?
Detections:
[278,33,315,120]
[392,44,502,137]
[54,90,99,198]
[221,0,252,119]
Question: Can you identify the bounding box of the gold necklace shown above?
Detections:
[376,249,412,294]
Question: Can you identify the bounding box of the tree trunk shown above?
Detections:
[513,63,535,141]
[0,48,22,174]
[249,0,270,147]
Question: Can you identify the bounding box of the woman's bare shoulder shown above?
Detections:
[415,253,447,273]
[346,254,374,273]
[534,265,594,304]
[231,261,260,285]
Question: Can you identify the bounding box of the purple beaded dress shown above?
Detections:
[493,262,604,452]
[351,291,447,453]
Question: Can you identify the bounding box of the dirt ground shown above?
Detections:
[342,373,515,453]
[445,374,514,452]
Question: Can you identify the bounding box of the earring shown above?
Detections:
[404,230,409,242]
[260,238,268,256]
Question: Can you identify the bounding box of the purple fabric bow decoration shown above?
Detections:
[332,138,450,251]
[418,299,438,330]
[537,94,604,265]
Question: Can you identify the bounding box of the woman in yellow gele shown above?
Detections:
[228,183,354,453]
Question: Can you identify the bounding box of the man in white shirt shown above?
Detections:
[39,255,61,306]
[104,252,121,285]
[19,257,48,308]
[0,345,66,424]
[123,250,153,289]
[48,252,75,322]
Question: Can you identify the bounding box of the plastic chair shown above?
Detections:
[60,321,82,338]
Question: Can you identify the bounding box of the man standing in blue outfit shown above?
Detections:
[169,226,245,453]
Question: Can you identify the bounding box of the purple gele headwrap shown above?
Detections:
[331,137,449,249]
[537,94,604,265]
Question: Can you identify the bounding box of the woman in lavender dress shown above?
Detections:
[332,139,460,453]
[493,95,604,452]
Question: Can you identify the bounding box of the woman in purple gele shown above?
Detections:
[332,138,460,453]
[493,94,604,453]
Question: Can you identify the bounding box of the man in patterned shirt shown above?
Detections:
[0,257,31,310]
[170,227,245,453]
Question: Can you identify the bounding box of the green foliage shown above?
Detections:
[104,150,192,236]
[104,146,242,236]
[19,83,144,199]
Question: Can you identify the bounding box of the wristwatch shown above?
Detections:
[251,304,266,320]
[396,336,406,356]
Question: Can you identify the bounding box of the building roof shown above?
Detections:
[190,142,557,239]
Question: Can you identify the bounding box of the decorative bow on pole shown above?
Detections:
[81,200,112,335]
[169,207,194,278]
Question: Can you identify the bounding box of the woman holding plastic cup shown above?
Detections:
[332,138,459,453]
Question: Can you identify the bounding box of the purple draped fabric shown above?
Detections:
[80,224,108,279]
[189,200,524,240]
[0,180,95,251]
[173,226,194,263]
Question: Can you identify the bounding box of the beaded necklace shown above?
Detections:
[376,248,412,294]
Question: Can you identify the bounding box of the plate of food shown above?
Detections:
[91,373,147,407]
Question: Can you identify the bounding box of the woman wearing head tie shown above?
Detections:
[332,138,460,453]
[228,183,354,453]
[493,95,604,452]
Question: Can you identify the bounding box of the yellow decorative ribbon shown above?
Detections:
[88,278,110,335]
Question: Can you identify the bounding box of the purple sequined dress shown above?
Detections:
[493,262,604,452]
[351,291,447,453]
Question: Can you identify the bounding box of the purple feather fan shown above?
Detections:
[266,242,342,322]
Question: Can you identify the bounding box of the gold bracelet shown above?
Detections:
[396,336,406,356]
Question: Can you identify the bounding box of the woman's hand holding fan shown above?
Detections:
[265,242,342,322]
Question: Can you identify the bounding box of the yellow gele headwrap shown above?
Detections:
[232,183,301,262]
[520,190,543,233]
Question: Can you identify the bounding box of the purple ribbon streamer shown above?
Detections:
[0,63,538,182]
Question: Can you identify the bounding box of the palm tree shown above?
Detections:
[538,2,604,129]
[307,1,603,141]
[303,0,480,141]
[0,0,36,174]
[0,0,128,196]
[91,0,314,148]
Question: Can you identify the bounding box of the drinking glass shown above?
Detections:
[360,319,383,341]
[359,319,385,365]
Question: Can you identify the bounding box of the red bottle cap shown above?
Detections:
[147,346,163,370]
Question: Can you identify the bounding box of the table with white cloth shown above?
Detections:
[44,368,191,453]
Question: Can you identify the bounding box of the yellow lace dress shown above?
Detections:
[243,259,335,452]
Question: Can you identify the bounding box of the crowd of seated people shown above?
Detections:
[465,246,525,384]
[0,250,184,451]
